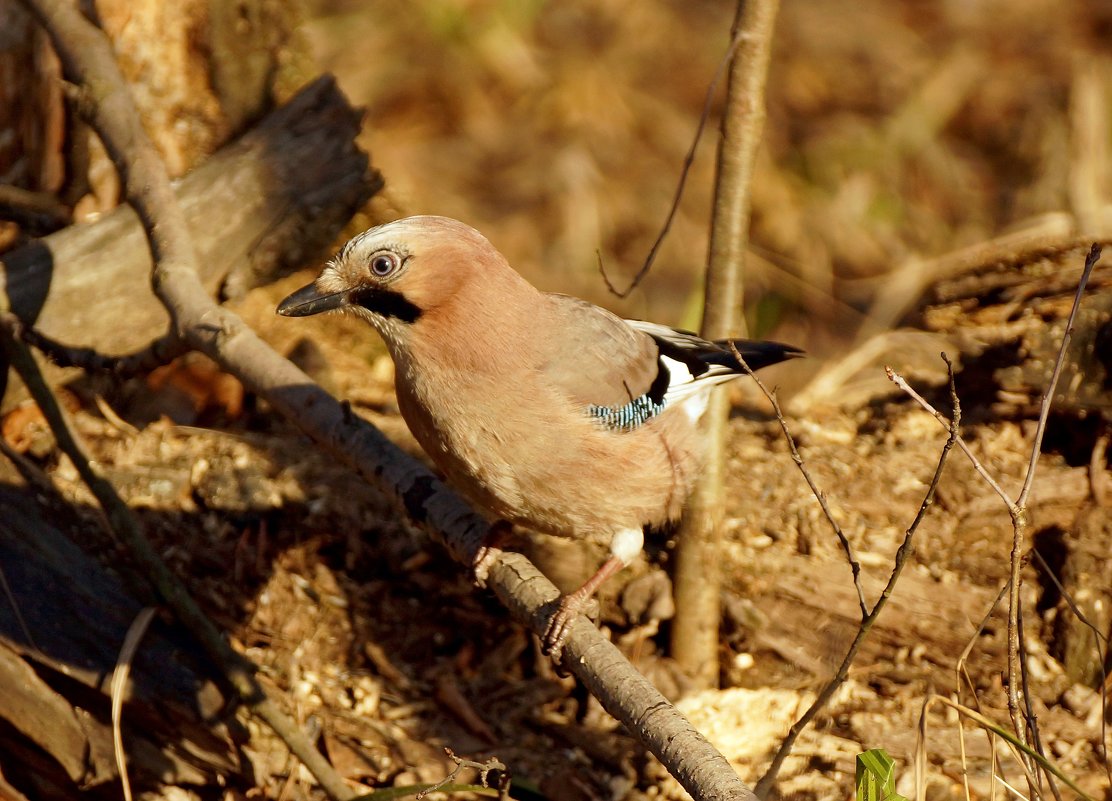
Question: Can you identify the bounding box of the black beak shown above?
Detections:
[277,283,348,317]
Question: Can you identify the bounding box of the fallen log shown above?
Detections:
[0,74,382,407]
[0,483,243,798]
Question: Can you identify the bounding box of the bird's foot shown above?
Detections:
[541,555,625,660]
[472,544,500,588]
[541,591,598,659]
[472,520,513,588]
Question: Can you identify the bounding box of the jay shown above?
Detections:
[278,216,800,653]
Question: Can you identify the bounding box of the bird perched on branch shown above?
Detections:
[278,216,800,654]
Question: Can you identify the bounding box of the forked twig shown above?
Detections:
[890,244,1102,795]
[414,749,508,801]
[744,348,960,796]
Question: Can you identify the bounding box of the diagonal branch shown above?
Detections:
[1017,243,1101,508]
[752,352,960,796]
[735,352,867,618]
[19,2,757,798]
[599,27,746,299]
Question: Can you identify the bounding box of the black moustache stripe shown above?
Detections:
[350,287,423,323]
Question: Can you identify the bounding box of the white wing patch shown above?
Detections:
[590,319,747,432]
[628,319,743,405]
[659,351,737,411]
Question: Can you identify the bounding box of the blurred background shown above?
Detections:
[303,0,1110,355]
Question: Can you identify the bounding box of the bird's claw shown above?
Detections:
[471,544,501,589]
[541,593,599,660]
[471,520,513,588]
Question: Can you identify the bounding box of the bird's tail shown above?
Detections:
[708,339,804,373]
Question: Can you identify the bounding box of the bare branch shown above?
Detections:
[18,3,758,798]
[1016,242,1101,507]
[17,321,187,376]
[753,353,959,795]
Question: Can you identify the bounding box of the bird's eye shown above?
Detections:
[370,252,399,277]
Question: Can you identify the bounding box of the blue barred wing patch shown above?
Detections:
[588,395,667,431]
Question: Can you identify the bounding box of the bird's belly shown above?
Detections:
[395,377,701,539]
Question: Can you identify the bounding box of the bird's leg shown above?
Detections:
[472,519,514,588]
[542,556,624,656]
[542,527,643,657]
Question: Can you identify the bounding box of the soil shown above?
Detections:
[4,0,1112,798]
[3,260,1106,799]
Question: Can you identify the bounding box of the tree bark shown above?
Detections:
[671,0,781,687]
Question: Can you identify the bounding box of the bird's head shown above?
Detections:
[277,216,516,342]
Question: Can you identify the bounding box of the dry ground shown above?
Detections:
[3,0,1112,798]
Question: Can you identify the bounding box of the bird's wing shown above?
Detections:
[536,294,662,410]
[625,320,804,406]
[622,320,735,406]
[535,297,802,431]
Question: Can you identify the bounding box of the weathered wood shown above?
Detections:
[915,241,1112,417]
[0,75,380,405]
[749,554,1005,682]
[0,483,241,796]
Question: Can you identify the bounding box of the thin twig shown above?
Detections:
[1017,243,1101,507]
[731,346,867,617]
[599,29,746,298]
[956,581,1010,706]
[415,749,507,801]
[111,606,158,801]
[753,354,960,796]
